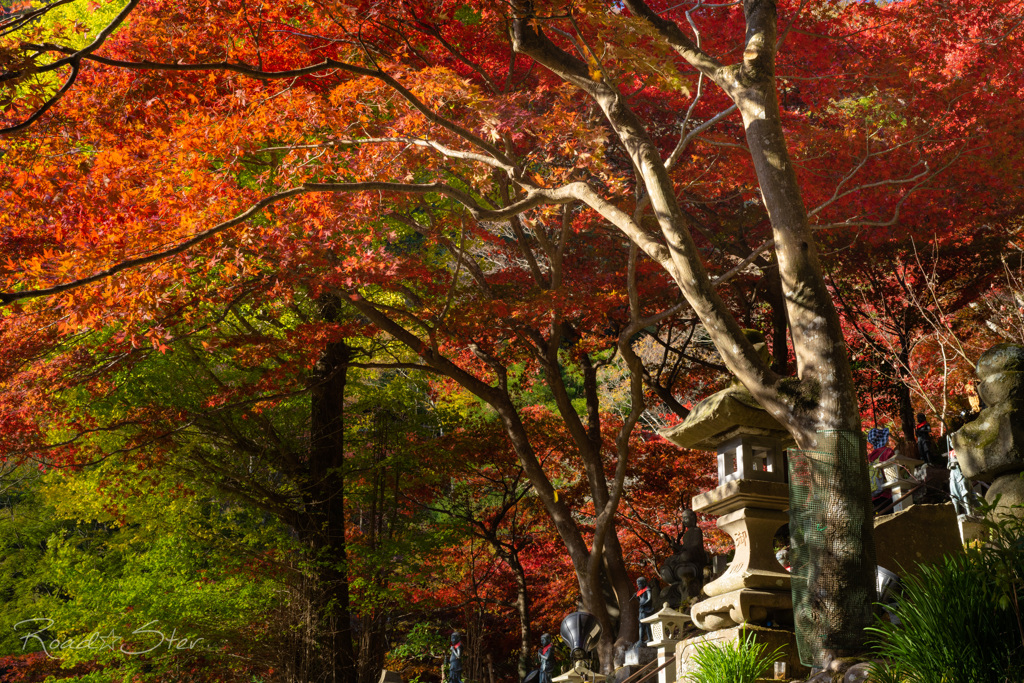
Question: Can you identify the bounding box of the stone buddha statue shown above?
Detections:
[658,509,708,608]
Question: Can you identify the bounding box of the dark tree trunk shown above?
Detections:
[896,371,917,454]
[896,320,918,455]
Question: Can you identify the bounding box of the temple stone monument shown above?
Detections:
[952,343,1024,518]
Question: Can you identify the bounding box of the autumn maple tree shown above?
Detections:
[3,0,1024,672]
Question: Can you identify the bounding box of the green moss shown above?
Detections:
[777,376,820,414]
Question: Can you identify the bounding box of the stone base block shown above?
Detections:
[958,515,988,544]
[611,664,644,683]
[691,588,792,631]
[873,503,961,577]
[622,644,656,667]
[676,625,808,680]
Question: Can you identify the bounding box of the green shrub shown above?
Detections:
[869,507,1024,683]
[686,628,783,683]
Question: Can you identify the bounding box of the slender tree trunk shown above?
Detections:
[897,320,918,455]
[509,556,533,681]
[356,413,396,683]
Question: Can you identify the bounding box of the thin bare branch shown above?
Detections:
[665,103,738,170]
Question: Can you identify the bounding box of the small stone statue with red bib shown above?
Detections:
[636,577,654,643]
[537,633,555,683]
[447,632,463,683]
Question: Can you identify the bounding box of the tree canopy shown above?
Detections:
[1,0,1023,678]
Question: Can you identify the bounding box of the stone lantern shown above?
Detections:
[660,340,808,678]
[653,335,814,680]
[872,452,923,512]
[661,380,794,631]
[640,605,689,683]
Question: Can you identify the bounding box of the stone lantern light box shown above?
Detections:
[717,435,786,484]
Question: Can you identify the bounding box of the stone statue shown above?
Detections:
[947,441,977,518]
[537,633,555,683]
[775,547,791,572]
[448,632,463,683]
[915,413,937,465]
[635,577,654,643]
[658,509,707,608]
[951,343,1024,517]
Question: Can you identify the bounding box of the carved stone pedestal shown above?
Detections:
[702,507,791,595]
[689,480,792,630]
[691,588,794,631]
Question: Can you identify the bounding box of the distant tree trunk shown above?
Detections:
[506,553,533,681]
[896,318,919,454]
[357,608,388,683]
[304,340,357,683]
[356,410,398,683]
[896,372,917,454]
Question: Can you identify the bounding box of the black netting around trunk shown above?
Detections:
[788,430,877,667]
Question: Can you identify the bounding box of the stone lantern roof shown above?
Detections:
[659,330,791,451]
[660,380,790,451]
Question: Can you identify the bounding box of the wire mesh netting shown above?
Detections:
[788,430,877,667]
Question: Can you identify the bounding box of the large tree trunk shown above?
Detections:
[724,4,877,661]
